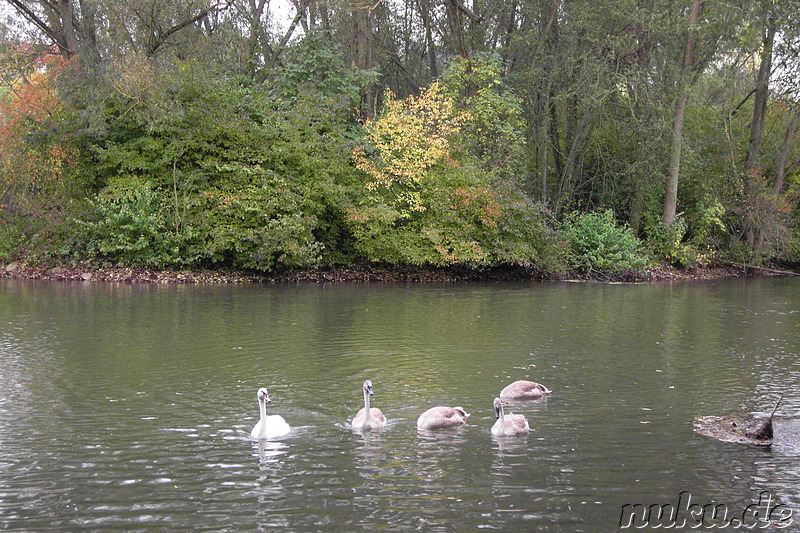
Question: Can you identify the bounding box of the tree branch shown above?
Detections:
[264,0,307,69]
[146,1,232,56]
[449,0,482,23]
[5,0,67,52]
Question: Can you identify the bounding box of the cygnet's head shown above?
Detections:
[493,397,503,418]
[257,387,272,403]
[362,380,374,395]
[454,407,470,418]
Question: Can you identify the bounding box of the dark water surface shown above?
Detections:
[1,278,799,531]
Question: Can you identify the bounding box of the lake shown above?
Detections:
[1,277,799,531]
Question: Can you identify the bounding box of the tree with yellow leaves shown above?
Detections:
[353,81,468,214]
[348,79,557,268]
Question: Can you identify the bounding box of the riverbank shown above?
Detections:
[1,259,792,284]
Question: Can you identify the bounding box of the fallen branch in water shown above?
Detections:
[718,260,800,276]
[746,394,784,442]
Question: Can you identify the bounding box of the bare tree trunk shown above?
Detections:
[445,0,466,57]
[663,0,702,226]
[773,106,800,195]
[663,92,689,226]
[538,91,550,204]
[353,0,376,118]
[548,87,563,191]
[78,0,98,54]
[318,0,331,30]
[502,0,518,51]
[746,15,776,172]
[416,0,438,78]
[246,0,269,77]
[58,0,79,55]
[745,13,776,252]
[263,2,306,70]
[555,100,598,216]
[444,0,482,58]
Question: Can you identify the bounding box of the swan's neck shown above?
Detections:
[497,404,505,423]
[258,397,267,423]
[363,390,372,422]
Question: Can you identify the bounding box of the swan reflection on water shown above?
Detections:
[416,425,470,444]
[256,439,290,465]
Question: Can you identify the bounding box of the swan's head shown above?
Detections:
[257,387,272,403]
[493,397,503,419]
[454,406,470,419]
[362,380,374,396]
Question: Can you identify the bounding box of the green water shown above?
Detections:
[1,278,799,531]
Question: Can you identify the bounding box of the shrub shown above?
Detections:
[644,217,699,267]
[192,176,324,271]
[75,185,185,268]
[349,83,559,270]
[79,65,361,272]
[560,209,649,271]
[0,221,22,263]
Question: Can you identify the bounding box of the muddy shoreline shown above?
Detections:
[0,259,786,284]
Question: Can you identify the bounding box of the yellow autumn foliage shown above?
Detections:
[353,82,469,211]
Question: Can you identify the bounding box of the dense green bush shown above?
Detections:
[74,55,365,272]
[0,221,22,263]
[644,217,699,267]
[191,174,325,271]
[560,209,649,271]
[75,185,186,267]
[346,72,561,270]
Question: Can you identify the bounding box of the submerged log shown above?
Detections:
[694,394,783,447]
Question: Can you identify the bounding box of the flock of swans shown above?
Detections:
[250,378,551,440]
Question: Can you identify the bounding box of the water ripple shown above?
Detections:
[2,279,800,531]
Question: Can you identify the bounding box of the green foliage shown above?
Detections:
[560,210,649,271]
[440,54,526,170]
[70,61,365,272]
[191,171,324,271]
[75,184,185,268]
[644,217,699,268]
[269,31,372,109]
[0,221,22,262]
[4,0,800,277]
[686,199,726,245]
[350,83,558,268]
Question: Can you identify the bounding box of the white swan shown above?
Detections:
[250,387,291,440]
[416,406,469,430]
[491,397,530,437]
[351,379,387,431]
[499,380,551,400]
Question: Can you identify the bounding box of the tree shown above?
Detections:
[0,51,82,232]
[3,0,238,62]
[663,0,703,227]
[349,77,557,267]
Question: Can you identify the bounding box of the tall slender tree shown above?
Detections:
[663,0,702,227]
